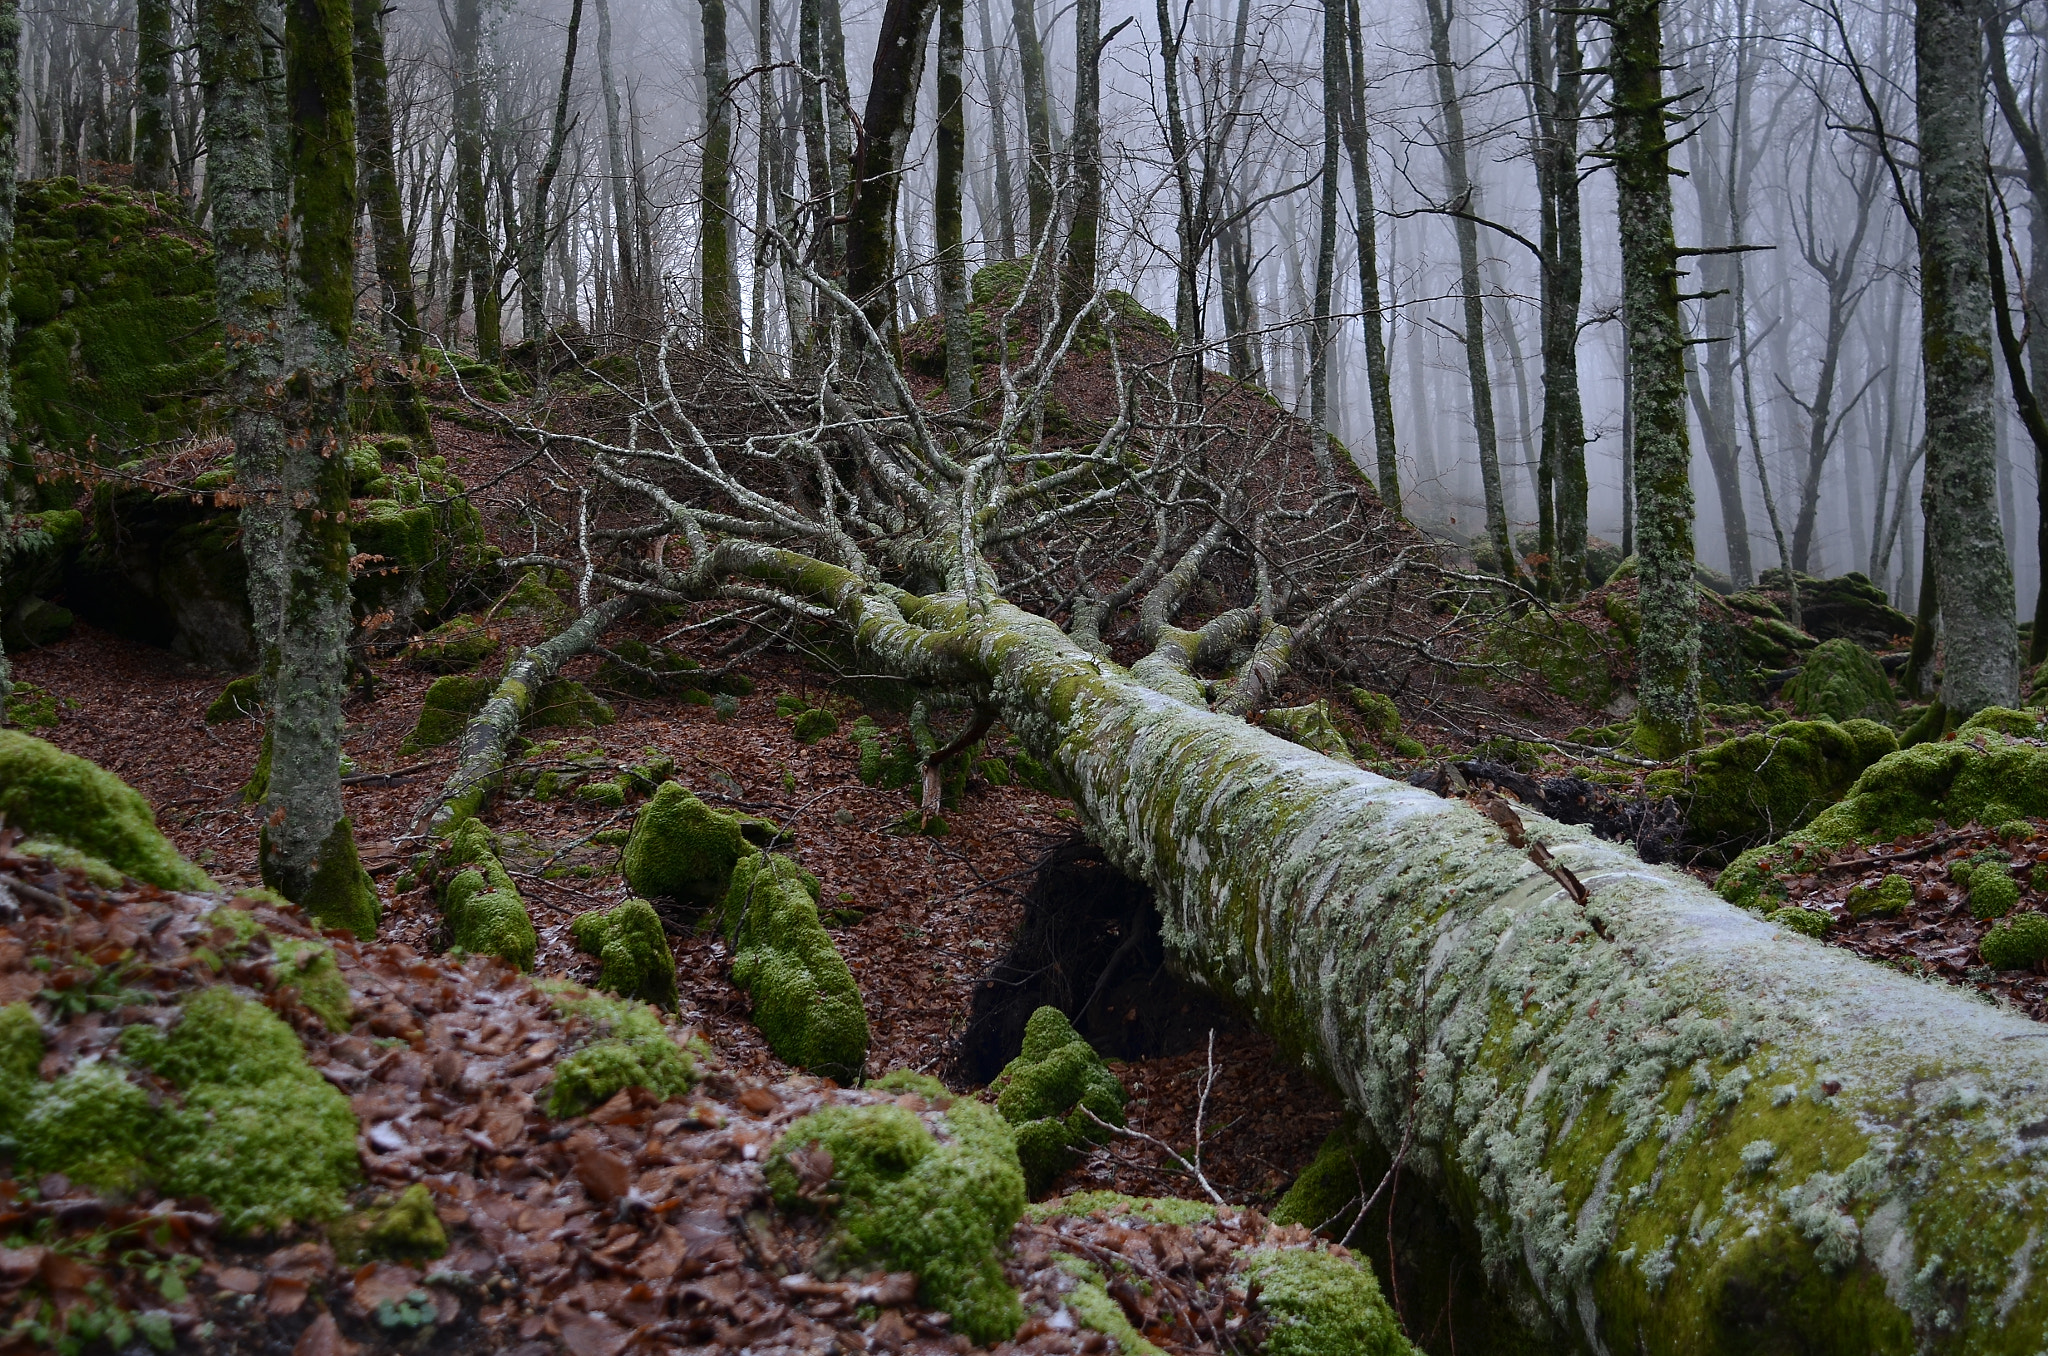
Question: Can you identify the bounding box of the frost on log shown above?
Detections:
[488,267,2048,1350]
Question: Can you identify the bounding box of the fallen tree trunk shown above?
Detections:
[429,593,635,831]
[761,561,2048,1351]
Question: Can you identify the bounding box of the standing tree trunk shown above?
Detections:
[1915,0,2017,714]
[976,0,1017,261]
[1303,0,1340,483]
[1009,0,1053,252]
[133,0,173,190]
[935,0,970,407]
[1423,0,1516,584]
[1338,0,1399,512]
[0,0,17,712]
[263,0,379,933]
[1609,0,1699,754]
[595,0,638,335]
[1060,0,1105,324]
[1529,0,1586,595]
[354,0,434,441]
[447,0,490,352]
[1682,107,1754,590]
[750,0,776,365]
[843,0,937,347]
[701,0,739,352]
[521,0,582,349]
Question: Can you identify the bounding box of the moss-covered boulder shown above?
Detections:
[1,509,84,651]
[404,615,500,673]
[1759,569,1916,651]
[989,1006,1127,1196]
[334,1183,450,1263]
[1648,718,1897,853]
[620,782,759,908]
[720,854,869,1082]
[0,731,212,890]
[529,678,614,730]
[1240,1248,1414,1356]
[8,180,221,458]
[438,821,537,969]
[1846,873,1913,919]
[791,706,840,745]
[1481,609,1620,708]
[1260,702,1355,765]
[204,674,263,724]
[1346,688,1401,738]
[69,481,257,669]
[1782,639,1898,722]
[766,1097,1027,1343]
[544,992,699,1118]
[402,674,494,753]
[1983,913,2048,970]
[570,899,678,1011]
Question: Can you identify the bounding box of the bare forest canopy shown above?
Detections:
[5,0,2048,1348]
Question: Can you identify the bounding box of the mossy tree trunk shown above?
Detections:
[352,0,434,442]
[521,0,583,347]
[1608,0,1699,755]
[844,0,937,353]
[935,0,970,409]
[0,0,16,713]
[263,0,378,930]
[1338,0,1400,512]
[1059,0,1104,330]
[1008,0,1054,250]
[1912,0,2019,714]
[699,0,738,354]
[133,0,174,192]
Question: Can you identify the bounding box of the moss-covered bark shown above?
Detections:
[0,0,19,712]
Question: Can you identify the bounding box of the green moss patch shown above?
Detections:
[1650,719,1897,854]
[0,731,212,891]
[594,639,706,698]
[989,1007,1126,1196]
[404,616,500,673]
[1240,1247,1414,1356]
[791,706,840,745]
[1026,1190,1217,1227]
[1782,639,1897,722]
[438,821,537,969]
[1969,869,2021,920]
[767,1098,1027,1343]
[203,674,263,724]
[1982,913,2048,970]
[529,679,614,730]
[621,782,760,908]
[401,675,495,753]
[1845,874,1912,919]
[720,854,869,1083]
[544,991,699,1117]
[334,1183,450,1263]
[570,899,678,1010]
[1259,702,1355,765]
[1769,906,1830,937]
[293,815,380,940]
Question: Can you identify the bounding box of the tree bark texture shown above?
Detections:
[1009,0,1054,250]
[936,0,971,408]
[133,0,173,190]
[1305,0,1340,483]
[596,0,638,333]
[1339,0,1399,512]
[845,0,937,348]
[976,0,1018,261]
[1530,0,1585,596]
[522,0,583,348]
[1060,0,1103,325]
[701,0,739,352]
[353,0,433,442]
[1609,0,1698,755]
[1915,0,2017,714]
[0,0,17,708]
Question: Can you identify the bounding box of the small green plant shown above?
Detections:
[1981,913,2048,970]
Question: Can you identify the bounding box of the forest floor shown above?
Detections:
[8,400,2048,1353]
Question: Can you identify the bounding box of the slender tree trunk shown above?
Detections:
[1534,0,1586,594]
[750,0,776,365]
[1609,0,1699,754]
[936,0,970,407]
[596,0,638,334]
[976,0,1017,261]
[133,0,172,189]
[1009,0,1053,250]
[1915,0,2018,714]
[0,0,17,711]
[447,0,487,349]
[701,0,739,352]
[1303,0,1340,483]
[522,0,582,348]
[1061,0,1103,323]
[1424,0,1516,584]
[354,0,433,441]
[844,0,937,348]
[1218,0,1260,384]
[262,0,378,932]
[1339,0,1399,512]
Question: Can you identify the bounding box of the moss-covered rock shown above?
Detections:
[15,1059,154,1192]
[1481,609,1621,708]
[989,1006,1127,1196]
[290,816,380,941]
[1769,906,1830,937]
[1259,702,1355,765]
[268,936,356,1031]
[544,992,699,1117]
[720,854,869,1083]
[529,679,614,730]
[204,674,263,724]
[438,821,537,969]
[1983,913,2048,970]
[1346,688,1401,737]
[120,987,359,1232]
[766,1097,1027,1343]
[791,706,840,745]
[0,731,212,890]
[570,899,678,1011]
[8,180,221,458]
[69,482,257,669]
[1846,874,1913,919]
[401,674,494,753]
[1649,718,1897,853]
[1758,569,1916,651]
[1782,638,1898,722]
[620,782,759,908]
[404,615,499,673]
[1969,869,2021,920]
[1240,1247,1414,1356]
[367,1184,449,1261]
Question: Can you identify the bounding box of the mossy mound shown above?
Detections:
[1648,718,1897,853]
[989,1006,1127,1196]
[1846,874,1913,919]
[570,899,678,1011]
[493,571,570,625]
[334,1183,449,1263]
[438,821,537,969]
[1970,870,2021,920]
[791,706,840,745]
[1758,569,1915,651]
[1769,906,1830,937]
[594,639,707,699]
[204,674,263,724]
[0,731,212,891]
[1346,688,1401,738]
[544,992,699,1118]
[1480,609,1621,708]
[1259,702,1355,765]
[401,674,495,753]
[720,854,869,1083]
[8,179,221,458]
[1271,1123,1366,1237]
[1240,1247,1414,1356]
[4,682,61,729]
[1982,913,2048,970]
[1782,639,1898,723]
[404,615,499,673]
[529,679,614,730]
[766,1098,1027,1343]
[849,716,919,789]
[1717,718,2048,908]
[102,987,360,1233]
[620,783,760,909]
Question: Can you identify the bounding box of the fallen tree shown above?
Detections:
[483,276,2048,1350]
